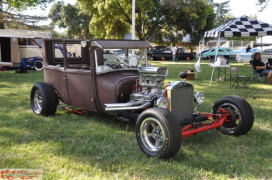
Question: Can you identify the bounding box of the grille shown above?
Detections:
[166,81,194,119]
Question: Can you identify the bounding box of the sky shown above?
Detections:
[214,0,272,24]
[23,0,77,27]
[24,0,272,27]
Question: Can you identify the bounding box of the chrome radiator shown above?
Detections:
[166,81,194,119]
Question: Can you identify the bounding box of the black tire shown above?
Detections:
[30,82,59,116]
[34,59,43,71]
[147,54,153,60]
[136,107,181,159]
[212,95,254,136]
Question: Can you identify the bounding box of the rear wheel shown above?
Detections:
[213,95,254,135]
[30,82,59,116]
[136,107,181,159]
[186,56,192,61]
[34,59,43,71]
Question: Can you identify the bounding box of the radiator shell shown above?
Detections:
[166,81,194,119]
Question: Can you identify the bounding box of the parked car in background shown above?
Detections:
[0,29,52,70]
[201,47,237,60]
[236,48,272,63]
[235,48,260,62]
[196,48,213,59]
[148,46,195,60]
[229,47,246,59]
[147,46,167,59]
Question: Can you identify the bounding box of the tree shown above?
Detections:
[164,0,215,45]
[257,0,270,11]
[48,1,93,39]
[2,0,54,10]
[209,0,231,27]
[79,0,134,39]
[0,0,54,29]
[79,0,215,45]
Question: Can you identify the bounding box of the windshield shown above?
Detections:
[96,48,147,73]
[34,38,42,47]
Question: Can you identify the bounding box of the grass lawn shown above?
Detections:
[0,60,271,180]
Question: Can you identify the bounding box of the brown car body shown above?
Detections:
[30,39,254,159]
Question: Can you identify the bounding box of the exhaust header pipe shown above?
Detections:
[105,101,151,111]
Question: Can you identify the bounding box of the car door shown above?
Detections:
[163,47,172,59]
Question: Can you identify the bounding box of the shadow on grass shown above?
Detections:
[1,104,271,179]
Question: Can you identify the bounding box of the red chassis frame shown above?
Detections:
[182,108,230,138]
[59,104,230,139]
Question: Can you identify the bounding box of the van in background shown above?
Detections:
[0,29,51,70]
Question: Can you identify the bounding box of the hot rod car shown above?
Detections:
[30,39,254,159]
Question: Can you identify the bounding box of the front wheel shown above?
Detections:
[213,95,254,136]
[136,107,181,159]
[30,82,59,116]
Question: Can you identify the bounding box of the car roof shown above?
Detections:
[218,47,230,49]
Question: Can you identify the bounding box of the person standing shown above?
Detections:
[172,45,178,62]
[246,45,251,53]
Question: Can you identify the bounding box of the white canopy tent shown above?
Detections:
[203,15,272,86]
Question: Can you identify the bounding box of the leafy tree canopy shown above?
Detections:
[0,0,54,29]
[48,1,93,39]
[4,0,55,10]
[211,0,231,27]
[257,0,270,11]
[79,0,215,45]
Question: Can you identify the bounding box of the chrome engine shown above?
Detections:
[104,67,168,111]
[129,67,168,102]
[104,66,201,121]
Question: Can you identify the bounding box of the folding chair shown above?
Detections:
[14,58,36,73]
[230,67,249,88]
[28,57,37,72]
[249,60,267,84]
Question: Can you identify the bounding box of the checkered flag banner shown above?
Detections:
[204,15,272,37]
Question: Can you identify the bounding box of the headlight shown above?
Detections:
[156,97,168,108]
[194,92,205,104]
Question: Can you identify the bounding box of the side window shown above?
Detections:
[18,38,27,45]
[27,39,36,46]
[50,41,89,69]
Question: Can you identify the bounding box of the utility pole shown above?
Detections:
[132,0,135,55]
[132,0,135,40]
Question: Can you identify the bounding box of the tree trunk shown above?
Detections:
[0,0,5,29]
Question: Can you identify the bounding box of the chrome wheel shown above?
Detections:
[136,108,181,158]
[140,117,166,153]
[30,82,58,116]
[33,90,43,114]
